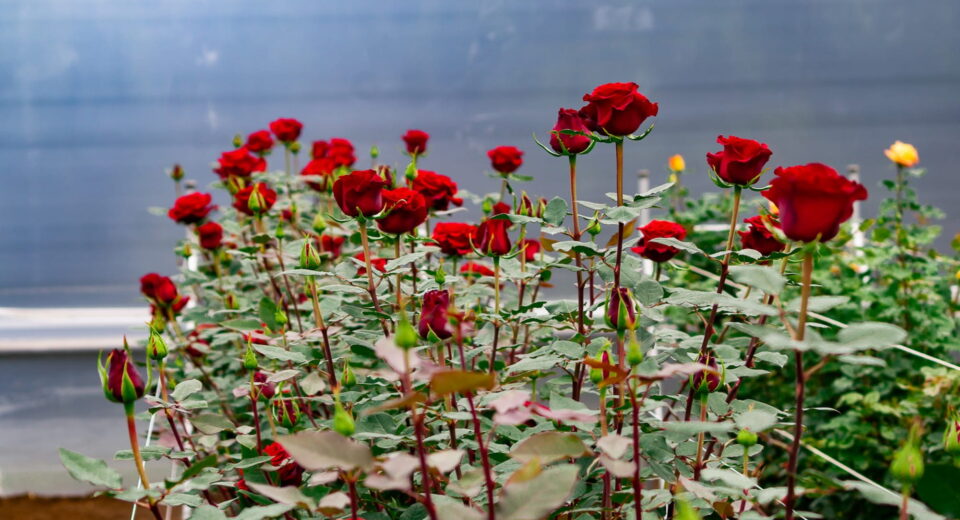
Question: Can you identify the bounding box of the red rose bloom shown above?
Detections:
[233,182,277,216]
[333,170,388,218]
[580,82,659,136]
[319,235,345,259]
[403,129,430,155]
[738,215,786,256]
[475,218,512,256]
[419,289,452,340]
[214,148,266,179]
[411,170,463,211]
[521,238,541,262]
[460,262,495,277]
[631,220,687,263]
[355,252,387,276]
[269,118,303,143]
[762,163,868,243]
[300,157,338,192]
[550,108,592,154]
[140,273,178,303]
[487,146,524,175]
[197,221,223,250]
[491,202,511,216]
[377,188,429,235]
[168,192,215,224]
[706,135,773,186]
[327,138,356,168]
[431,222,477,256]
[264,442,304,487]
[245,130,275,155]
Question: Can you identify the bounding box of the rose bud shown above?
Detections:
[245,130,275,155]
[460,262,495,278]
[738,215,786,256]
[377,188,429,235]
[706,135,773,187]
[333,169,388,218]
[253,371,277,400]
[342,364,357,388]
[521,239,541,262]
[140,273,179,304]
[736,428,758,448]
[691,354,723,394]
[146,328,168,361]
[626,336,643,367]
[668,154,686,173]
[431,222,477,256]
[197,221,223,250]
[487,146,524,175]
[411,170,463,211]
[891,425,925,485]
[579,82,658,136]
[370,144,380,159]
[213,148,266,179]
[269,117,303,143]
[332,400,356,437]
[549,108,593,155]
[605,287,638,334]
[395,316,419,350]
[516,192,536,217]
[885,140,919,168]
[762,163,868,243]
[586,214,603,237]
[233,182,277,217]
[98,344,146,405]
[300,157,338,192]
[475,218,512,256]
[491,201,512,216]
[944,416,960,455]
[434,266,446,285]
[419,289,453,341]
[170,163,185,181]
[243,343,258,371]
[312,212,328,234]
[631,220,687,263]
[225,292,239,310]
[289,141,301,155]
[299,240,322,270]
[168,192,215,224]
[272,397,300,429]
[402,129,430,156]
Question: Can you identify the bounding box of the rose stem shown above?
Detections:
[395,237,403,315]
[466,391,495,520]
[307,276,338,388]
[358,222,391,335]
[613,141,625,290]
[784,251,813,520]
[125,403,164,520]
[403,349,438,520]
[693,393,709,480]
[569,155,588,402]
[248,372,264,455]
[274,237,304,333]
[348,477,360,520]
[157,362,186,453]
[488,256,501,372]
[684,185,742,422]
[630,381,652,520]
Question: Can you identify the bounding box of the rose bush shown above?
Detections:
[61,85,955,520]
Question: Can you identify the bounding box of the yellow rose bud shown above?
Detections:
[668,154,685,172]
[884,140,919,167]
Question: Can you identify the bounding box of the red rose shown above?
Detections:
[319,235,345,259]
[100,348,146,404]
[355,252,387,276]
[550,108,592,154]
[327,138,356,167]
[233,182,277,216]
[431,222,477,256]
[214,148,266,179]
[487,146,524,175]
[762,163,868,243]
[402,129,430,155]
[269,118,303,143]
[738,215,785,256]
[197,221,223,250]
[475,218,512,256]
[168,192,215,224]
[377,188,429,235]
[706,135,773,186]
[300,157,338,192]
[333,170,388,218]
[252,371,276,400]
[580,82,658,136]
[419,289,452,340]
[245,130,275,155]
[631,220,687,263]
[311,140,328,159]
[521,238,541,262]
[411,170,463,211]
[460,262,495,277]
[491,202,511,216]
[140,273,178,303]
[264,442,304,487]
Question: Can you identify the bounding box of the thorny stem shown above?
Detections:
[348,477,360,520]
[467,391,496,520]
[630,381,651,520]
[693,395,708,480]
[275,238,304,333]
[489,257,501,372]
[784,252,813,520]
[308,277,338,388]
[404,350,438,520]
[613,140,625,289]
[125,404,163,520]
[249,372,264,455]
[359,223,391,335]
[569,155,589,401]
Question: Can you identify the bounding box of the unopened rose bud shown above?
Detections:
[247,184,267,214]
[589,366,604,385]
[98,340,146,405]
[232,134,243,148]
[370,145,380,159]
[395,317,418,350]
[586,215,602,237]
[147,328,168,361]
[289,141,301,155]
[891,443,924,485]
[170,164,184,181]
[225,292,239,310]
[342,364,357,388]
[691,355,723,394]
[274,308,288,327]
[517,192,535,217]
[299,241,322,270]
[668,154,686,173]
[676,499,702,520]
[332,400,355,436]
[243,344,258,370]
[626,336,643,367]
[482,199,493,214]
[405,161,417,182]
[275,221,286,239]
[736,428,758,448]
[181,242,193,258]
[272,398,300,428]
[605,288,638,334]
[434,266,446,285]
[944,417,960,455]
[312,213,327,234]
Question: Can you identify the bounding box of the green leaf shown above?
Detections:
[649,237,704,256]
[435,495,483,520]
[191,414,234,435]
[246,482,315,508]
[171,379,203,401]
[734,409,777,432]
[254,345,307,364]
[221,318,263,331]
[163,493,204,507]
[729,265,786,295]
[59,449,123,488]
[509,432,590,464]
[543,197,568,227]
[234,504,296,520]
[386,252,429,272]
[277,431,373,471]
[917,464,960,517]
[430,370,496,395]
[837,322,907,350]
[496,464,580,520]
[188,505,228,520]
[258,297,279,331]
[787,295,849,313]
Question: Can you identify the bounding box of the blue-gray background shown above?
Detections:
[2,0,959,307]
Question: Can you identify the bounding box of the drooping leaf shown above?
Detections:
[509,432,590,464]
[277,431,373,472]
[496,464,580,520]
[430,370,496,396]
[59,449,122,489]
